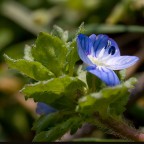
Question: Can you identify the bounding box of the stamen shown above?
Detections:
[105,40,111,49]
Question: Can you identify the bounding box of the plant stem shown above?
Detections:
[94,112,144,142]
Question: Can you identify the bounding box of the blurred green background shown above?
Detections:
[0,0,144,142]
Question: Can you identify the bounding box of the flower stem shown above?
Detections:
[94,112,144,142]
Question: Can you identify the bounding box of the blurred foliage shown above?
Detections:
[0,0,143,142]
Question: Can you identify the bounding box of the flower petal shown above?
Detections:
[93,34,109,57]
[89,34,96,44]
[102,38,120,58]
[36,102,56,115]
[77,34,94,65]
[97,38,120,60]
[86,66,120,86]
[105,56,139,70]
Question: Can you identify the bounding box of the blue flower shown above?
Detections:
[76,34,139,86]
[36,102,57,115]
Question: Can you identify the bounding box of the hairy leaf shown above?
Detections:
[32,112,70,134]
[23,44,34,61]
[22,76,86,109]
[52,25,69,42]
[66,41,80,76]
[32,32,67,76]
[4,54,54,81]
[33,116,82,142]
[65,22,85,76]
[78,78,137,118]
[86,72,103,92]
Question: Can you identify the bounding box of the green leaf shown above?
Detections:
[64,77,86,100]
[102,86,129,116]
[65,22,85,76]
[78,78,137,118]
[21,76,86,109]
[32,32,68,77]
[23,44,34,61]
[32,111,70,134]
[123,77,137,89]
[22,76,85,98]
[116,69,126,82]
[108,78,137,116]
[4,54,54,81]
[86,72,103,92]
[77,65,87,84]
[50,95,75,110]
[52,25,69,42]
[33,116,82,142]
[76,22,85,36]
[66,41,80,76]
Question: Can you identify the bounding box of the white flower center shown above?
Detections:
[87,54,111,68]
[88,55,104,66]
